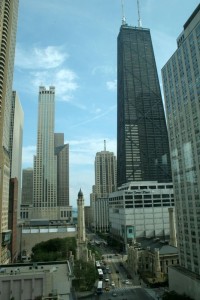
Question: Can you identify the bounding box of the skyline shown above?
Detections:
[13,0,199,207]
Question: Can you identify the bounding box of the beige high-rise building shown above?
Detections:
[33,86,57,219]
[91,142,117,232]
[95,141,117,198]
[0,0,19,263]
[33,88,71,221]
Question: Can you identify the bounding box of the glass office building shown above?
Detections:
[117,25,172,187]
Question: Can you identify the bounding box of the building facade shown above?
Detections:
[90,144,117,232]
[162,4,200,299]
[127,239,178,282]
[21,168,33,205]
[109,181,174,248]
[33,86,57,219]
[0,261,72,300]
[0,0,19,263]
[9,91,24,219]
[54,133,70,207]
[8,178,18,262]
[92,198,109,232]
[117,24,172,187]
[95,145,117,198]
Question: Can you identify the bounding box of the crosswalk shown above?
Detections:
[104,285,142,294]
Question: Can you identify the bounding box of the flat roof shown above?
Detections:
[0,261,70,277]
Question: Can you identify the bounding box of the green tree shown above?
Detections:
[162,291,194,300]
[73,260,96,291]
[31,237,76,262]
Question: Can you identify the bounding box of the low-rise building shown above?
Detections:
[109,181,174,248]
[18,221,76,260]
[127,237,179,283]
[0,261,72,300]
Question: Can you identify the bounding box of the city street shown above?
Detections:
[83,286,155,300]
[82,233,166,300]
[82,240,156,299]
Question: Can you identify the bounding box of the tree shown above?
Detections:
[31,237,76,262]
[162,291,194,300]
[73,260,96,291]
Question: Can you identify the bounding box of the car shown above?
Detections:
[105,286,110,291]
[125,280,130,284]
[108,270,111,274]
[104,278,109,282]
[112,292,117,297]
[111,282,115,287]
[106,266,109,270]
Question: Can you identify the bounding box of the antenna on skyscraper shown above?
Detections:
[104,140,106,151]
[137,0,142,28]
[121,0,126,25]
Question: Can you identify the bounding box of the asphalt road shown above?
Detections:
[83,286,155,300]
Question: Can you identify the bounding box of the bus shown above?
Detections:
[96,261,101,269]
[96,280,103,294]
[97,268,104,280]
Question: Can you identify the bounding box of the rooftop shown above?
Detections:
[134,237,178,255]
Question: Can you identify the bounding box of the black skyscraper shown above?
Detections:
[117,24,172,187]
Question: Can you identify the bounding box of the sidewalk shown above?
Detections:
[144,287,167,300]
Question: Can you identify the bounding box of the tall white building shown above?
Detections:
[9,91,24,219]
[33,86,57,219]
[162,4,200,299]
[0,0,19,263]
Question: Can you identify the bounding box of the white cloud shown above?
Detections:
[106,79,117,91]
[15,45,67,69]
[15,44,79,101]
[22,145,36,165]
[30,68,78,100]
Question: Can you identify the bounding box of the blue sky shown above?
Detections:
[13,0,199,207]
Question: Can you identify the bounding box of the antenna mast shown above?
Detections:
[121,0,126,25]
[137,0,142,28]
[104,140,106,151]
